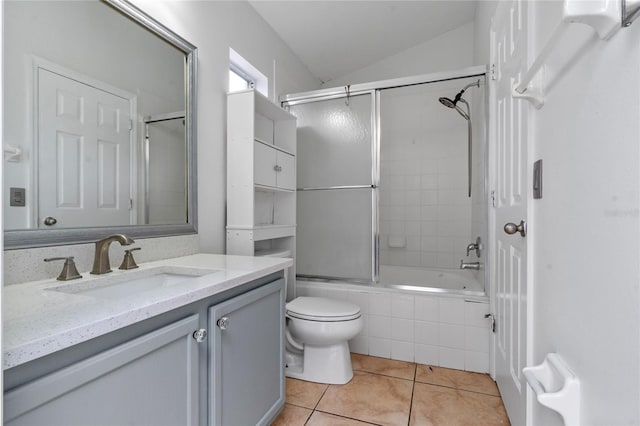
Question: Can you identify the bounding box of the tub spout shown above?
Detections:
[460,260,481,270]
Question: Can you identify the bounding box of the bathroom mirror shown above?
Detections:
[3,0,198,249]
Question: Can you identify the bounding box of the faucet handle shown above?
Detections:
[119,247,141,270]
[44,257,82,281]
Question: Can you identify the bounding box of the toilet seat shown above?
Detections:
[286,297,361,322]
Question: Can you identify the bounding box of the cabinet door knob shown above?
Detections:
[43,216,58,226]
[217,317,230,330]
[273,165,282,172]
[193,329,207,342]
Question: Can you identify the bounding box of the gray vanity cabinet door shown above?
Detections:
[209,279,285,426]
[4,314,201,426]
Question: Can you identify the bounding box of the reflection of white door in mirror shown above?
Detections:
[38,68,134,228]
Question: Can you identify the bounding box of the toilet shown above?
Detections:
[285,297,363,384]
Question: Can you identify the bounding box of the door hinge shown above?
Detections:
[490,63,497,81]
[485,313,496,333]
[129,198,133,210]
[128,119,133,131]
[490,190,496,208]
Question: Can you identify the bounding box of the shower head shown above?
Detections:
[438,79,479,120]
[438,97,457,108]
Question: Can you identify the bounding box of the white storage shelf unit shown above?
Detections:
[226,89,296,293]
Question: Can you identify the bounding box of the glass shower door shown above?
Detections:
[288,93,375,282]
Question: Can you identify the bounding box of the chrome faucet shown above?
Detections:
[91,234,135,275]
[465,236,482,257]
[460,260,481,270]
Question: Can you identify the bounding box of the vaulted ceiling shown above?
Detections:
[248,1,477,83]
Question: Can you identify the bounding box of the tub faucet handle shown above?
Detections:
[465,237,482,257]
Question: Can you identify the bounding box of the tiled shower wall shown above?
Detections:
[379,79,484,270]
[297,281,491,373]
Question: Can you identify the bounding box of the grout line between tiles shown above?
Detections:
[312,384,330,410]
[314,409,383,426]
[414,380,503,398]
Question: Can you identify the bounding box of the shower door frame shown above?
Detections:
[281,65,487,285]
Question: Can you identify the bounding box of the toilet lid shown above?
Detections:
[286,297,361,322]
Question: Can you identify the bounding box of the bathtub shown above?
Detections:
[295,266,490,373]
[377,265,485,297]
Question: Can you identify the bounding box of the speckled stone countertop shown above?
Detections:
[3,253,292,370]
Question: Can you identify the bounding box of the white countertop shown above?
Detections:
[3,253,292,370]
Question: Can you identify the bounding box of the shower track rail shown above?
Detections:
[297,185,376,191]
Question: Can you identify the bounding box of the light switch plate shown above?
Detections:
[533,160,543,199]
[10,187,26,207]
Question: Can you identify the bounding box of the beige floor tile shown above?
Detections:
[308,411,378,425]
[351,353,416,380]
[415,364,500,396]
[316,371,413,426]
[286,377,329,409]
[271,404,313,426]
[410,382,510,426]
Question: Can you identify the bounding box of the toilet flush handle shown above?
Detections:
[217,317,230,330]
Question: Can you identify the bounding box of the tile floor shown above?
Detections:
[272,354,510,426]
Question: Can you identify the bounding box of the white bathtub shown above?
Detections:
[295,268,490,373]
[377,265,485,297]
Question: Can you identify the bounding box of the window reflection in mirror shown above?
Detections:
[4,0,187,231]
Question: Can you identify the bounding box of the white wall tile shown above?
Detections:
[349,291,370,315]
[304,286,328,298]
[358,314,370,337]
[326,287,349,302]
[415,296,439,322]
[392,294,415,319]
[369,338,392,358]
[465,301,490,327]
[391,341,414,362]
[415,344,439,366]
[391,318,414,342]
[465,351,489,373]
[439,323,465,349]
[295,286,310,297]
[414,320,439,345]
[370,293,392,316]
[439,298,465,324]
[369,315,392,339]
[465,326,489,353]
[349,337,369,355]
[439,347,465,370]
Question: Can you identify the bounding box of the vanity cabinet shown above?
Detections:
[4,315,201,426]
[227,89,297,299]
[4,277,285,426]
[209,279,285,426]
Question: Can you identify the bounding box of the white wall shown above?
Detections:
[528,4,640,424]
[323,22,475,88]
[131,0,321,254]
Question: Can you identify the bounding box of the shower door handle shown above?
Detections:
[504,220,526,237]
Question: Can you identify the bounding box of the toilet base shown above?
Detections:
[285,342,354,385]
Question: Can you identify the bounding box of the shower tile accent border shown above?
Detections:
[296,280,490,373]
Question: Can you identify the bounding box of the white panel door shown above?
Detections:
[38,68,132,228]
[491,1,530,424]
[276,151,295,190]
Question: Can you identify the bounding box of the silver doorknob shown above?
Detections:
[504,220,526,237]
[217,317,230,330]
[193,329,207,343]
[43,216,57,226]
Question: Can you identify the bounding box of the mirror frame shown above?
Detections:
[4,0,198,250]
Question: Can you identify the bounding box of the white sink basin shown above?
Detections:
[49,266,220,299]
